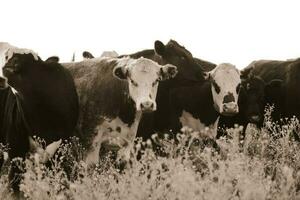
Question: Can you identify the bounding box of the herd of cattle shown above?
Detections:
[0,40,300,193]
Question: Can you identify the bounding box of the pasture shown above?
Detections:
[1,106,299,200]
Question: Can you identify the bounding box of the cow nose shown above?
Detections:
[250,115,261,123]
[0,77,8,89]
[222,102,239,116]
[140,101,155,112]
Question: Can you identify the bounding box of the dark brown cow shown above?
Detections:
[0,43,79,192]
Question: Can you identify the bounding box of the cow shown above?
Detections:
[62,56,177,165]
[217,72,282,138]
[168,63,241,138]
[242,58,300,131]
[0,43,79,192]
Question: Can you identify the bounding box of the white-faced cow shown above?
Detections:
[0,42,79,192]
[63,56,177,164]
[169,63,241,138]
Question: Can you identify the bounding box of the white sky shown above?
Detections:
[1,0,299,68]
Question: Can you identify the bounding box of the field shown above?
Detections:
[1,107,300,200]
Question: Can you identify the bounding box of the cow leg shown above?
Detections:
[29,137,62,164]
[0,152,3,171]
[85,129,104,165]
[7,131,29,193]
[212,117,220,139]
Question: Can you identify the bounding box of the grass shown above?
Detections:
[0,107,300,200]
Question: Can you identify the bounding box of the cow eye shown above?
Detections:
[212,80,220,94]
[236,83,241,93]
[130,79,138,87]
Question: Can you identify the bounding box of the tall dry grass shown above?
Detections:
[0,107,300,200]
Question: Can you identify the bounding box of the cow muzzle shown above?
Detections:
[222,102,239,116]
[0,77,8,89]
[249,115,261,123]
[140,101,156,113]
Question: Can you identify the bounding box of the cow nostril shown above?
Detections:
[140,103,145,109]
[141,101,154,111]
[250,115,260,122]
[223,104,227,109]
[150,103,154,109]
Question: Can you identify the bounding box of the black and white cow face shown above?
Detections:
[206,63,241,116]
[113,57,177,112]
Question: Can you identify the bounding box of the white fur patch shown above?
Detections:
[85,112,142,165]
[29,136,62,164]
[180,110,206,131]
[180,110,219,138]
[3,152,8,161]
[101,51,118,58]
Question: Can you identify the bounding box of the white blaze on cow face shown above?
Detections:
[113,57,177,112]
[206,63,241,116]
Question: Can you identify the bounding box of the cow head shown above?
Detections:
[239,76,266,124]
[113,57,177,112]
[154,40,205,85]
[239,75,283,124]
[205,63,241,116]
[0,44,39,90]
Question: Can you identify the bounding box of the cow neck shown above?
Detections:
[0,87,33,138]
[11,88,33,135]
[193,81,219,125]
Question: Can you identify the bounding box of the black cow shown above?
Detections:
[0,43,79,192]
[63,56,177,165]
[243,58,300,123]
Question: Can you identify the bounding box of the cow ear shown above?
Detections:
[45,56,59,63]
[113,66,128,80]
[204,72,211,80]
[159,64,178,81]
[82,51,94,59]
[266,79,283,89]
[154,40,166,56]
